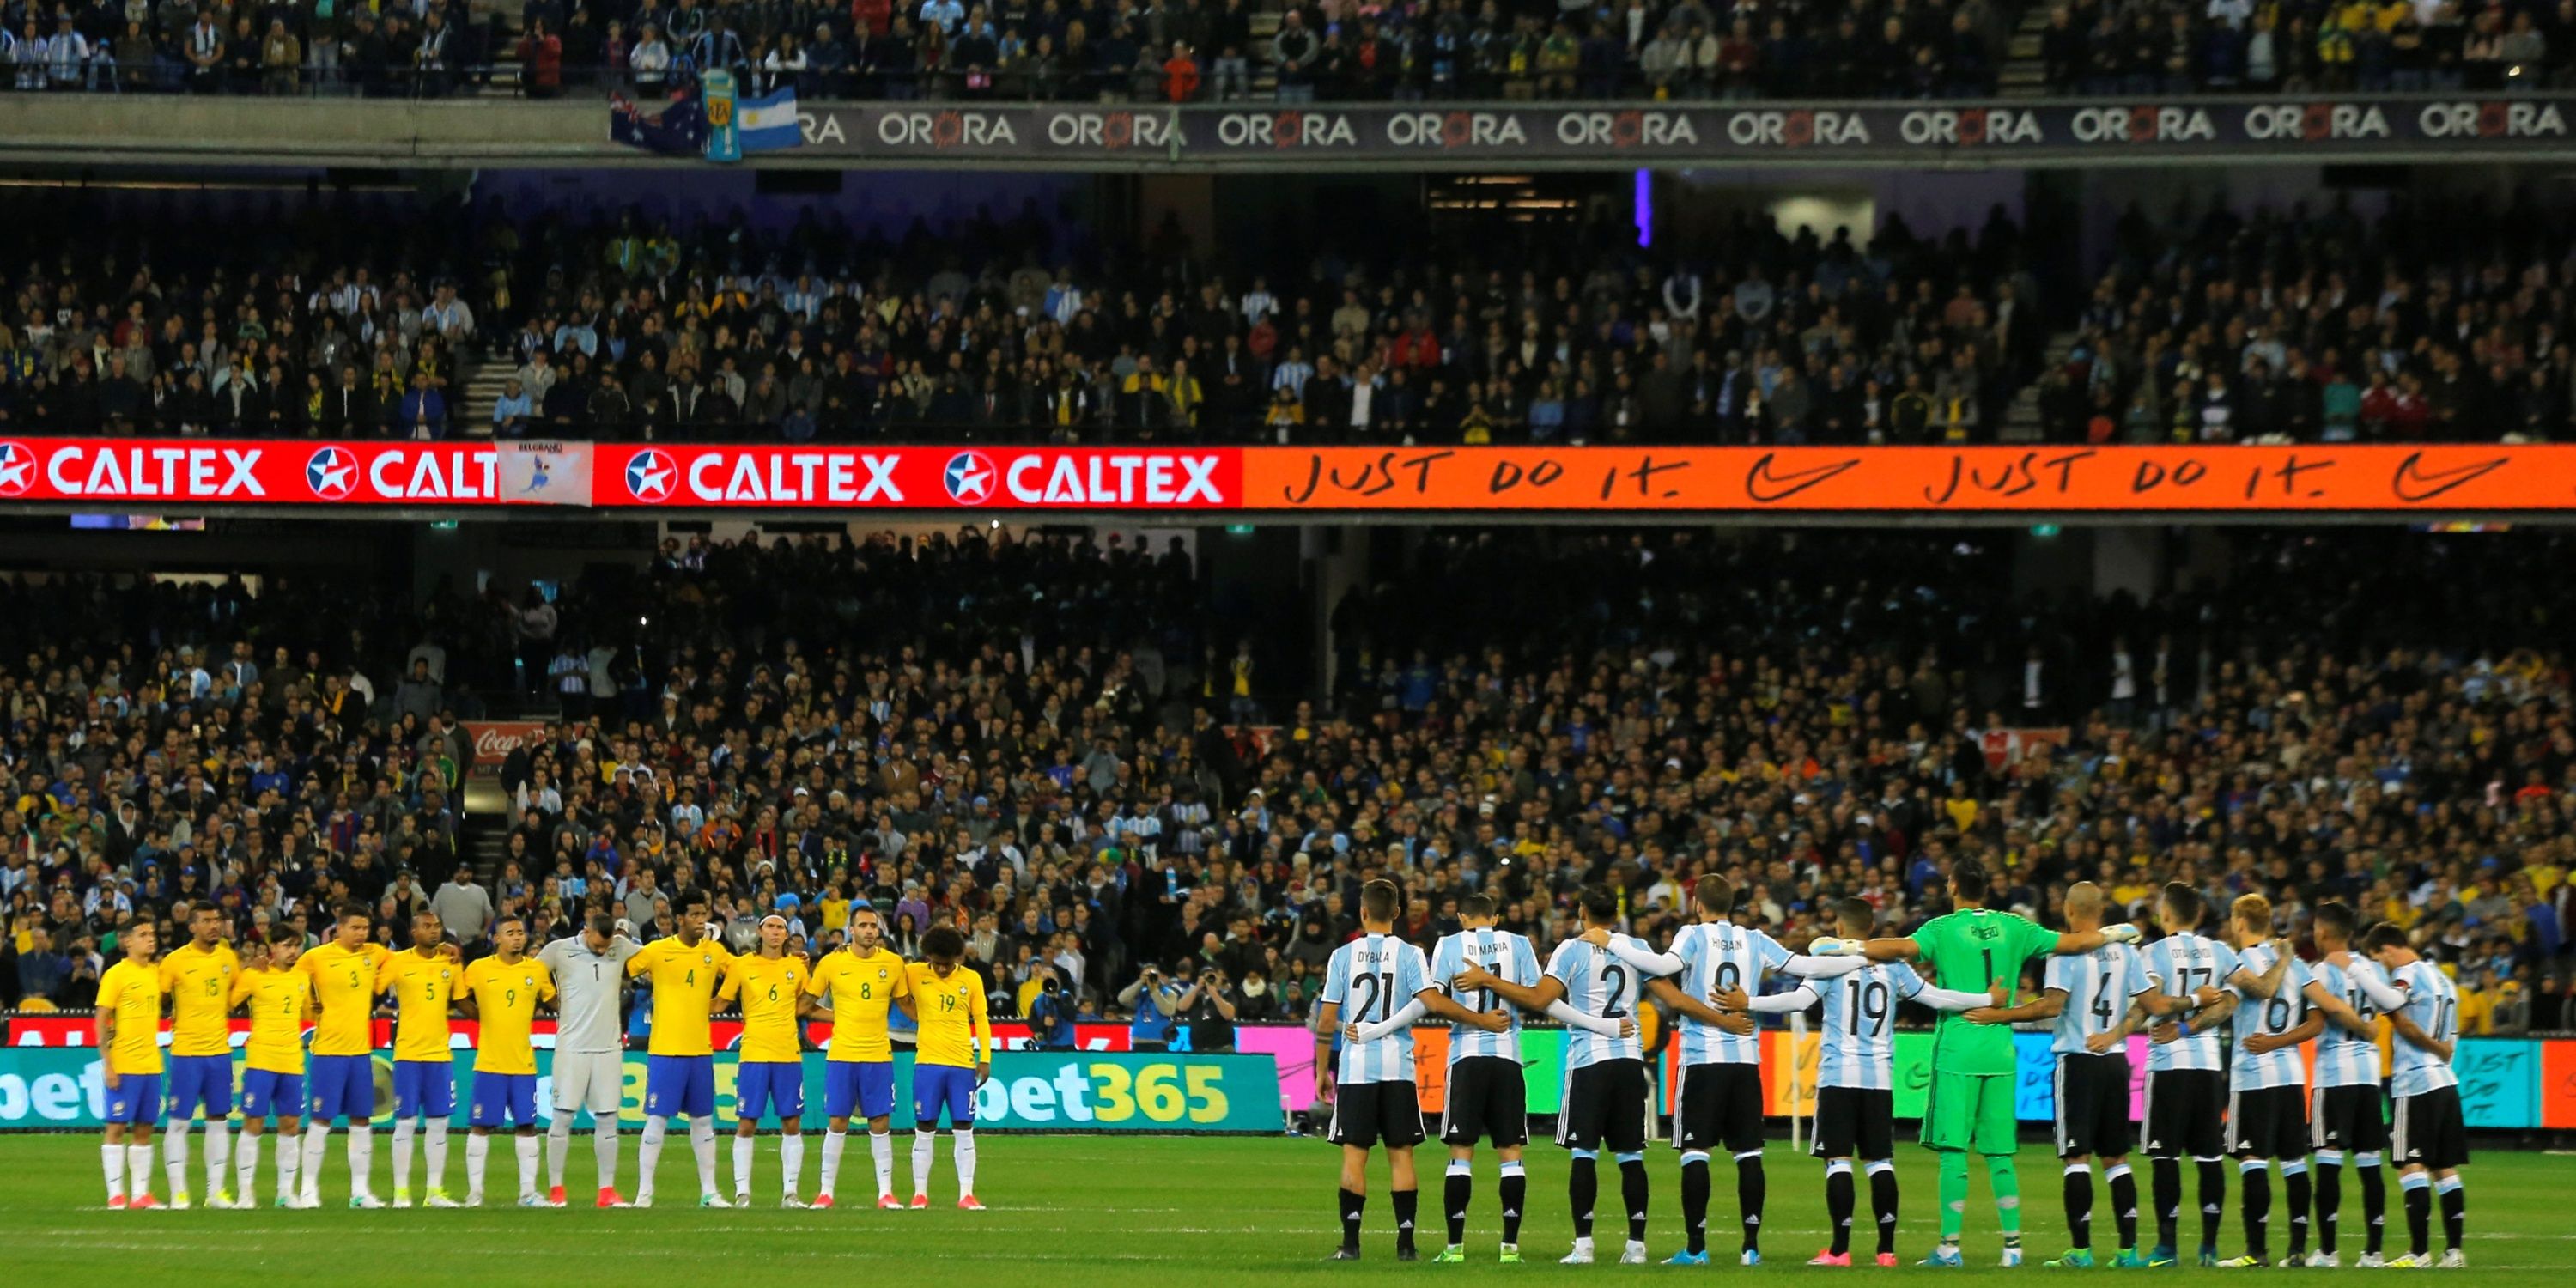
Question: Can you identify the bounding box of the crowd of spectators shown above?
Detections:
[2036,0,2576,97]
[18,182,2576,446]
[17,0,2576,100]
[2,188,2049,445]
[3,525,2573,1045]
[2032,189,2576,444]
[0,0,2028,103]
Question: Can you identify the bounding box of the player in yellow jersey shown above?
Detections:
[720,914,811,1207]
[228,928,314,1208]
[97,917,167,1210]
[297,902,394,1208]
[377,909,466,1207]
[157,899,242,1209]
[802,905,911,1208]
[624,887,734,1207]
[898,924,992,1210]
[460,914,555,1207]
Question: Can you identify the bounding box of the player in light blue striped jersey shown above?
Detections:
[1348,892,1629,1264]
[2130,883,2241,1267]
[1733,896,2000,1268]
[2362,923,2468,1269]
[2304,902,2408,1267]
[2211,893,2308,1267]
[1315,879,1509,1262]
[1959,881,2157,1269]
[1452,886,1661,1267]
[1600,873,1868,1267]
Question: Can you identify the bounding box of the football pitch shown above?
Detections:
[2,1134,2564,1285]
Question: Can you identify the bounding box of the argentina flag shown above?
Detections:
[738,88,805,153]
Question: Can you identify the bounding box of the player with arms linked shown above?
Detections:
[804,905,912,1209]
[899,924,993,1209]
[2365,923,2470,1268]
[1316,878,1509,1262]
[2129,882,2241,1267]
[1737,896,2002,1267]
[1453,884,1668,1267]
[1599,873,1871,1267]
[156,901,241,1209]
[459,913,556,1207]
[229,928,315,1207]
[2306,902,2406,1266]
[1816,856,2143,1267]
[626,887,735,1207]
[1346,890,1629,1263]
[298,902,393,1207]
[1953,881,2152,1268]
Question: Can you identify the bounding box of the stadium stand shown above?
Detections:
[1,526,2568,1041]
[14,182,2576,445]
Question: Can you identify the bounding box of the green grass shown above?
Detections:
[3,1133,2564,1285]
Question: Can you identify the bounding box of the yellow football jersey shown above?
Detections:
[904,962,991,1069]
[97,959,167,1076]
[806,947,909,1063]
[464,956,555,1076]
[720,953,807,1064]
[626,934,732,1058]
[231,966,313,1074]
[377,949,462,1062]
[301,942,391,1057]
[158,940,241,1058]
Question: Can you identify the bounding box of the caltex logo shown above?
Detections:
[943,451,996,504]
[305,446,355,500]
[0,442,31,497]
[627,449,677,502]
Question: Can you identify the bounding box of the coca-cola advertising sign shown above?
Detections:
[463,720,550,776]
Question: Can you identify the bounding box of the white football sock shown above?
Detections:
[424,1121,450,1190]
[466,1134,490,1201]
[546,1119,572,1189]
[872,1129,896,1199]
[689,1118,718,1196]
[733,1134,756,1196]
[637,1116,668,1201]
[276,1131,301,1199]
[101,1143,125,1201]
[819,1128,847,1196]
[781,1133,805,1198]
[595,1121,621,1194]
[515,1134,540,1200]
[234,1132,260,1204]
[953,1128,977,1198]
[912,1130,936,1197]
[127,1143,155,1197]
[204,1121,231,1195]
[348,1125,375,1199]
[165,1125,191,1196]
[392,1119,416,1191]
[300,1125,330,1200]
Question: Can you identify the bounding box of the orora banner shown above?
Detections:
[5,440,2576,514]
[0,1048,1282,1133]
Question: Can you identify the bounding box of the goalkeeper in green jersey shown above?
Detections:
[1810,857,2142,1267]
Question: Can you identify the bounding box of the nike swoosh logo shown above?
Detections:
[1744,453,1862,504]
[2390,452,2509,503]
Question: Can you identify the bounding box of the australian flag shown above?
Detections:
[609,87,708,156]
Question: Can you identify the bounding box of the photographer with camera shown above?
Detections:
[1027,963,1078,1051]
[1119,961,1189,1053]
[1181,965,1242,1053]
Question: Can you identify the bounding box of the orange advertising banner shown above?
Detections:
[1241,445,2576,513]
[2542,1036,2576,1128]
